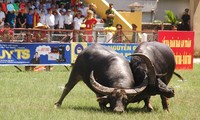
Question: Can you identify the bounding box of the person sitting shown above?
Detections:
[32,22,49,42]
[0,22,14,42]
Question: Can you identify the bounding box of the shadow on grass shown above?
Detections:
[126,107,159,113]
[60,105,159,114]
[61,105,102,113]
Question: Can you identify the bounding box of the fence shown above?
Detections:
[0,28,158,43]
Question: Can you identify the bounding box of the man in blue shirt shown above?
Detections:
[26,8,33,28]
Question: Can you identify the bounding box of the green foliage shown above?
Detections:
[165,10,181,26]
[0,65,200,120]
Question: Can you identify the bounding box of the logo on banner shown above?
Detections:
[74,44,84,54]
[71,42,88,63]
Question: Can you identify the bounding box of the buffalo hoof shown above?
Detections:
[143,104,153,112]
[163,108,171,113]
[54,102,61,109]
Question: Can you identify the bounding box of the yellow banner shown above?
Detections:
[71,42,88,63]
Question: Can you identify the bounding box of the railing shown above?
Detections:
[0,28,158,43]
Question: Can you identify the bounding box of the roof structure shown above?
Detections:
[106,0,158,12]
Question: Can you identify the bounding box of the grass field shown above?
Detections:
[0,64,200,120]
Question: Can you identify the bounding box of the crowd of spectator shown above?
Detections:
[0,0,99,31]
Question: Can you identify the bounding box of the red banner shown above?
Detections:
[158,30,194,69]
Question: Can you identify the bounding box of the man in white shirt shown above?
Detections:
[73,12,84,30]
[58,10,65,29]
[45,9,55,42]
[0,6,5,28]
[45,9,55,29]
[39,9,46,25]
[64,9,73,30]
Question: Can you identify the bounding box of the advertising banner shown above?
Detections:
[101,43,138,60]
[158,30,194,69]
[0,43,71,65]
[0,42,139,65]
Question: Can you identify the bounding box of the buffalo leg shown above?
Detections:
[160,95,169,111]
[143,96,153,111]
[55,69,81,108]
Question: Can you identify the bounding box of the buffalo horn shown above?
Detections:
[124,75,148,96]
[129,53,156,86]
[90,71,115,95]
[90,71,148,96]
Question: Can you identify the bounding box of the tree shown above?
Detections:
[165,10,181,29]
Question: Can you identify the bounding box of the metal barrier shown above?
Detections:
[0,28,158,43]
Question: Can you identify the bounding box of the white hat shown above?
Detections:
[35,22,49,29]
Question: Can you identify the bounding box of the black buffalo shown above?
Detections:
[54,43,156,113]
[129,41,183,111]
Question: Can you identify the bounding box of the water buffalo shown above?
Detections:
[129,41,183,111]
[54,43,156,113]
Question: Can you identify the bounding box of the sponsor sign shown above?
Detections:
[158,30,194,69]
[0,43,71,65]
[0,42,138,65]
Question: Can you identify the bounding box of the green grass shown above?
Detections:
[0,64,200,120]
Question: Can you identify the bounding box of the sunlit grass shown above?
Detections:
[0,64,200,120]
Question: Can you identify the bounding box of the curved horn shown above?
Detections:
[90,71,115,95]
[90,71,148,96]
[124,75,148,96]
[129,53,156,86]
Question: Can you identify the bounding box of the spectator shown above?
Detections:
[88,3,97,18]
[39,9,46,25]
[26,2,35,12]
[15,8,26,28]
[104,23,116,43]
[84,10,97,30]
[105,3,115,27]
[113,24,123,43]
[26,8,33,28]
[0,22,14,42]
[73,11,84,42]
[45,8,55,42]
[64,9,73,30]
[73,11,84,30]
[45,8,55,29]
[83,10,97,42]
[58,4,66,13]
[57,10,65,29]
[45,0,51,10]
[5,10,16,28]
[37,4,43,15]
[19,0,26,11]
[181,8,190,31]
[0,6,6,28]
[132,24,139,43]
[33,8,40,28]
[78,2,87,18]
[54,9,59,29]
[32,22,48,42]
